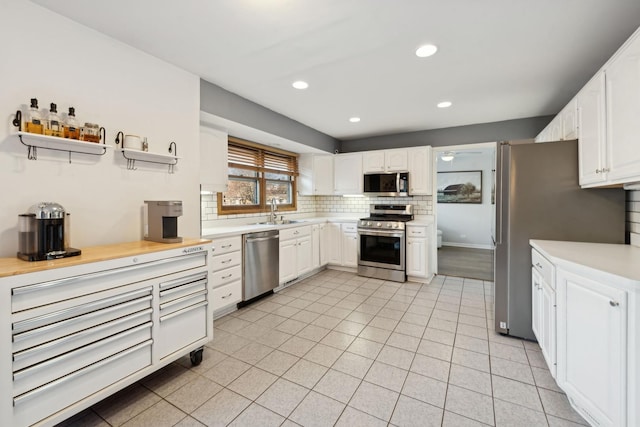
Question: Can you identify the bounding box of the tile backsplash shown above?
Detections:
[201,193,433,228]
[628,190,640,247]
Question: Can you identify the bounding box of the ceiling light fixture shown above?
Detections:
[415,44,438,58]
[349,117,361,123]
[441,151,455,162]
[437,101,452,108]
[292,80,309,90]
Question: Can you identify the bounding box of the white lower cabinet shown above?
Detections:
[279,225,313,284]
[406,224,433,280]
[531,242,639,427]
[1,242,213,427]
[210,235,242,316]
[325,222,358,268]
[342,227,358,268]
[556,269,626,427]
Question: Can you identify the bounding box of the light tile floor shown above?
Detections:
[58,271,588,427]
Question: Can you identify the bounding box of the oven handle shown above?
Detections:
[357,229,405,238]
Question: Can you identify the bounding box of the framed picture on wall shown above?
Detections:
[437,170,482,204]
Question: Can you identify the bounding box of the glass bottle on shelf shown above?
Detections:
[64,107,80,139]
[80,123,100,143]
[45,103,64,137]
[24,98,43,134]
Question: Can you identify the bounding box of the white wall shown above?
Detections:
[436,149,495,249]
[0,0,200,257]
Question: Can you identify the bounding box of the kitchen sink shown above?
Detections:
[254,220,305,225]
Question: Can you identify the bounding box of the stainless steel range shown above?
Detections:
[358,204,413,282]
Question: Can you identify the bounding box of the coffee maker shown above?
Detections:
[144,200,183,243]
[17,202,81,261]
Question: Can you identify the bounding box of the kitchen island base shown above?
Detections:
[0,239,213,427]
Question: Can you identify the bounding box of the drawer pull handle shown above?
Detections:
[13,288,152,334]
[13,308,152,362]
[160,301,208,322]
[221,274,233,279]
[221,293,233,299]
[13,339,153,407]
[221,259,233,264]
[159,272,208,290]
[610,301,619,307]
[160,289,207,310]
[13,322,152,382]
[535,262,542,268]
[12,253,204,295]
[221,244,233,249]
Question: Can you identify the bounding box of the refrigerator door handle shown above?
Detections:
[496,142,507,245]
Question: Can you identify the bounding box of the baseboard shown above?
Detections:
[442,242,495,250]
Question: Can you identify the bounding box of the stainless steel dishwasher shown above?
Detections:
[242,229,279,302]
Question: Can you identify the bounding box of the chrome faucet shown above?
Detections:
[269,198,278,222]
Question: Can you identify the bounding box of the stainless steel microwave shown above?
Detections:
[363,172,409,196]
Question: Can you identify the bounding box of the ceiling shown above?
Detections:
[32,0,640,140]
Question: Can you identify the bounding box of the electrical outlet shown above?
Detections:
[499,321,507,329]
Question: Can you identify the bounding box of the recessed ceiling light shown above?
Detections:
[437,101,452,108]
[440,151,455,161]
[349,117,361,123]
[415,44,438,58]
[292,80,309,90]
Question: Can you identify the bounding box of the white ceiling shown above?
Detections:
[32,0,640,140]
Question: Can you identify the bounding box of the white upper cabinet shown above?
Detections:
[407,146,432,195]
[576,27,640,187]
[362,150,385,173]
[334,153,363,194]
[605,31,640,185]
[577,72,608,186]
[298,154,334,195]
[199,126,228,192]
[362,149,408,173]
[384,149,408,171]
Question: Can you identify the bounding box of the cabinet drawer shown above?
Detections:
[211,236,242,256]
[211,265,241,288]
[13,309,152,371]
[12,252,206,313]
[532,249,554,287]
[158,302,208,359]
[212,280,242,311]
[212,250,242,271]
[407,226,427,237]
[341,223,358,233]
[12,288,152,353]
[13,340,151,427]
[13,322,152,396]
[280,225,311,241]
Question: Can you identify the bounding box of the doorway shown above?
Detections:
[434,143,496,281]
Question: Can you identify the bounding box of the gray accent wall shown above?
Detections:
[200,79,339,153]
[339,116,553,152]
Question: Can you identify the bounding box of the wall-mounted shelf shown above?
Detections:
[12,111,108,162]
[115,132,179,173]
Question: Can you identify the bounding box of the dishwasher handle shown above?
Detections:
[245,235,279,244]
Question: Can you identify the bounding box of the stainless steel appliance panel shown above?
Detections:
[494,140,625,340]
[242,230,279,301]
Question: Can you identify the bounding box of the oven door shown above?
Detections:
[357,228,405,271]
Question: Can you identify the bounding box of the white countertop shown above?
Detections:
[202,216,361,239]
[202,215,435,239]
[530,239,640,283]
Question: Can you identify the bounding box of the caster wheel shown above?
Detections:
[190,348,203,366]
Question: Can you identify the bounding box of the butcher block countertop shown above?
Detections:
[0,238,211,278]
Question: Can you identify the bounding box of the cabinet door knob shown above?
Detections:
[595,169,602,174]
[609,300,619,307]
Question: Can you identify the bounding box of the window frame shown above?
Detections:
[217,137,298,215]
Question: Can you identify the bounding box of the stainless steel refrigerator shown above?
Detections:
[494,139,625,340]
